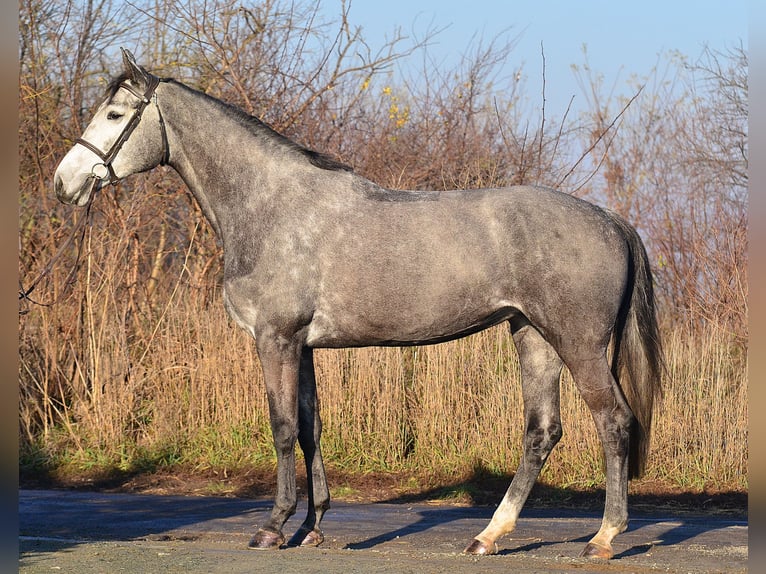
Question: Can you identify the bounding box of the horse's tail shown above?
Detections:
[609,211,664,479]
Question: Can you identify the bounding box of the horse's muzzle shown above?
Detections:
[54,174,99,206]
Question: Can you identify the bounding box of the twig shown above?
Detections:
[556,84,644,190]
[538,41,546,177]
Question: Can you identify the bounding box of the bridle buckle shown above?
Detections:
[90,162,111,181]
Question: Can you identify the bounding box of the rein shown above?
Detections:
[18,182,97,311]
[75,75,169,185]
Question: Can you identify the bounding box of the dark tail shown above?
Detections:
[608,212,664,479]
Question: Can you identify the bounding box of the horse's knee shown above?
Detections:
[523,413,562,465]
[270,415,298,449]
[272,435,297,458]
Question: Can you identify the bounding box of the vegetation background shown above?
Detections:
[19,0,747,501]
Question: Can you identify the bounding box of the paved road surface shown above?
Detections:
[19,489,747,573]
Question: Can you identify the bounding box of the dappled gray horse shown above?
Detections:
[54,49,662,559]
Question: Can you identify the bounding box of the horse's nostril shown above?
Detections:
[54,175,75,203]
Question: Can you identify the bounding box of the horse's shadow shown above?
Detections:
[343,504,739,558]
[342,478,746,558]
[343,505,491,550]
[502,534,658,558]
[342,505,592,553]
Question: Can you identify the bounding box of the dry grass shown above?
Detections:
[19,281,747,494]
[18,0,746,502]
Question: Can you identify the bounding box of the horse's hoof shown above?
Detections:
[248,528,285,550]
[580,541,613,560]
[464,538,498,556]
[287,526,324,547]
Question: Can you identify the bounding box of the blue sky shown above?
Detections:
[326,0,747,117]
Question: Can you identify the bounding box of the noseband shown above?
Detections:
[75,75,169,185]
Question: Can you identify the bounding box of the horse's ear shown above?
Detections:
[120,48,149,85]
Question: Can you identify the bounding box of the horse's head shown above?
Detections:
[54,48,169,206]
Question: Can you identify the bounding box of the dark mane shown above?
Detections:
[105,73,351,172]
[248,111,353,173]
[169,78,353,173]
[105,72,133,101]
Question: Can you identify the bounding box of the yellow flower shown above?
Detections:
[382,86,409,128]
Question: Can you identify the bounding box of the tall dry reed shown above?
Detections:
[19,278,747,493]
[19,0,746,497]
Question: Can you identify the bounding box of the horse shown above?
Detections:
[54,48,663,559]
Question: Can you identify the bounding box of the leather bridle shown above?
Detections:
[21,75,170,309]
[75,75,169,185]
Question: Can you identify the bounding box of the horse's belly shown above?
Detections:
[305,299,516,348]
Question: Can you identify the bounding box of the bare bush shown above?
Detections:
[18,0,747,492]
[574,45,747,341]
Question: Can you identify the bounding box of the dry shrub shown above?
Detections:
[19,0,746,494]
[20,282,747,492]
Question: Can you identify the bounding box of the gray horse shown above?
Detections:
[54,49,662,560]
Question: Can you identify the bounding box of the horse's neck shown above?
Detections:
[160,82,276,235]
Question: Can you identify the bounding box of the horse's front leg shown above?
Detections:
[249,338,302,550]
[288,347,330,547]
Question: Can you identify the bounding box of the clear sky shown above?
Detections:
[327,0,747,117]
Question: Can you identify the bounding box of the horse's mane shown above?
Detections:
[169,77,352,173]
[104,73,352,173]
[105,72,133,101]
[231,103,353,173]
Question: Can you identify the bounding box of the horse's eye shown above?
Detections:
[107,111,123,120]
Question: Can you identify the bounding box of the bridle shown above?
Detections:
[21,73,170,310]
[75,75,170,185]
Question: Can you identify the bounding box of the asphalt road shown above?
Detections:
[19,489,747,573]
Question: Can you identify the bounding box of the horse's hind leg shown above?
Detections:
[567,352,635,559]
[287,348,330,547]
[465,321,563,555]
